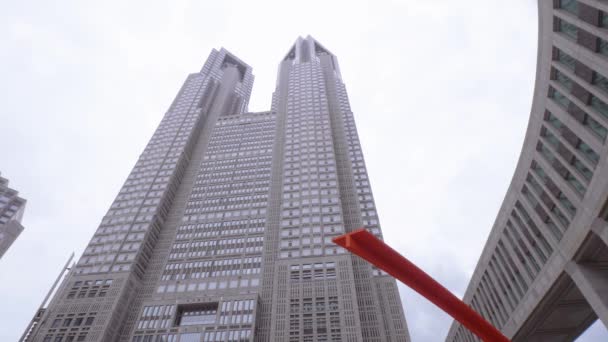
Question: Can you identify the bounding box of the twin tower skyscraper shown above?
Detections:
[26,37,410,342]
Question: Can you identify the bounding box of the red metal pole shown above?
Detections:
[333,228,510,342]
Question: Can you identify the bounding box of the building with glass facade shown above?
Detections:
[0,172,26,258]
[23,36,410,342]
[445,1,608,341]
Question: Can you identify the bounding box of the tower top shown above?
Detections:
[280,36,341,80]
[283,36,334,62]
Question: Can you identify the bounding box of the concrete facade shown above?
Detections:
[445,1,608,341]
[0,172,25,258]
[24,37,409,342]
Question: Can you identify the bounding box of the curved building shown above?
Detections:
[446,1,608,341]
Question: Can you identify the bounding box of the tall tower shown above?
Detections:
[24,37,409,342]
[0,172,26,258]
[258,36,409,341]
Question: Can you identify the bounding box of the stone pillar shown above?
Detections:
[591,218,608,248]
[565,261,608,328]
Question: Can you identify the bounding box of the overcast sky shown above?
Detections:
[1,0,607,341]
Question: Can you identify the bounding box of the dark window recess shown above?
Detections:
[556,18,578,40]
[577,29,600,52]
[574,61,594,83]
[602,11,608,28]
[557,142,576,163]
[552,158,570,178]
[567,103,587,122]
[593,71,608,94]
[557,0,578,15]
[84,317,94,326]
[554,68,574,90]
[534,201,550,222]
[571,83,591,104]
[540,192,556,210]
[560,125,581,147]
[536,141,543,154]
[546,177,562,197]
[578,2,601,26]
[555,48,576,70]
[176,302,218,326]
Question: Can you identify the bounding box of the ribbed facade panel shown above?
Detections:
[446,1,608,341]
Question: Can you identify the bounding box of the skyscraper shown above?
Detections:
[24,36,409,342]
[0,172,26,258]
[446,1,608,341]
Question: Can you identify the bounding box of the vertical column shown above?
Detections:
[565,261,608,328]
[591,217,608,247]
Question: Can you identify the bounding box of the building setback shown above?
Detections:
[24,36,410,342]
[0,172,26,258]
[446,1,608,341]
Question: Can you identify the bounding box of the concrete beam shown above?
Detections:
[565,261,608,328]
[591,218,608,248]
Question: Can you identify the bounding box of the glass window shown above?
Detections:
[556,49,576,70]
[600,39,608,56]
[602,11,608,28]
[178,305,217,326]
[558,19,578,40]
[545,112,602,162]
[590,96,608,121]
[542,128,593,179]
[559,0,578,15]
[554,70,573,90]
[549,87,570,108]
[538,143,586,194]
[179,333,201,342]
[592,71,608,95]
[578,140,600,165]
[584,113,607,140]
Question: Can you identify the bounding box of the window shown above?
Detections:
[558,18,578,40]
[177,303,218,326]
[545,112,602,162]
[590,96,608,121]
[179,333,201,342]
[554,69,573,90]
[556,49,576,70]
[602,11,608,28]
[548,87,570,108]
[559,0,578,15]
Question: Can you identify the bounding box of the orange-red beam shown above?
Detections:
[333,228,510,342]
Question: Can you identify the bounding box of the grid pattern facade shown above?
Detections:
[446,1,608,341]
[25,38,409,342]
[0,172,26,258]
